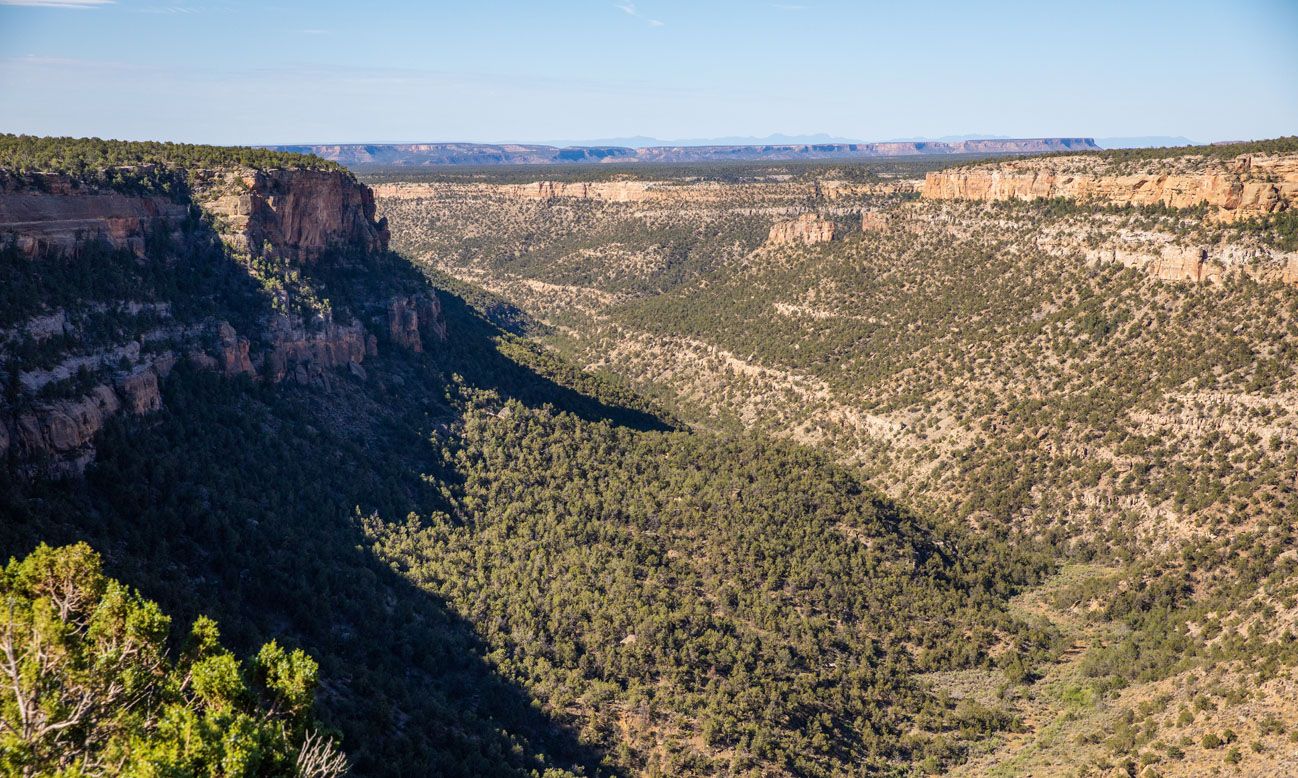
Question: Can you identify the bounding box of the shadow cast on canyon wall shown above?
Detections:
[0,222,665,775]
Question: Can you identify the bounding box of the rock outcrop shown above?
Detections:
[192,168,389,261]
[767,214,835,246]
[1148,248,1225,284]
[503,181,658,202]
[922,153,1298,222]
[387,294,446,353]
[262,314,368,383]
[860,211,890,232]
[1081,241,1298,286]
[11,386,122,473]
[116,366,163,415]
[0,164,442,475]
[217,321,255,377]
[2,166,391,262]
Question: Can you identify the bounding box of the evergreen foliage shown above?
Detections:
[0,543,344,777]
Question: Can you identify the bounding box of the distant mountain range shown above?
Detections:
[529,134,1198,148]
[268,138,1100,168]
[534,133,868,147]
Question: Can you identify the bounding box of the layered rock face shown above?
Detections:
[377,180,663,204]
[767,214,835,246]
[262,315,369,383]
[192,168,390,261]
[503,180,658,202]
[923,153,1298,222]
[1147,248,1224,284]
[1081,241,1298,286]
[387,294,447,353]
[0,166,442,474]
[12,386,123,473]
[0,172,188,257]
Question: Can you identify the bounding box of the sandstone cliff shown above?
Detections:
[922,152,1298,222]
[767,214,835,246]
[386,294,446,353]
[191,168,389,261]
[0,165,443,474]
[0,171,189,257]
[376,180,664,204]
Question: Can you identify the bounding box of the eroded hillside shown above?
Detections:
[379,141,1298,776]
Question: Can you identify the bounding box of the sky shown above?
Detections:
[0,0,1295,146]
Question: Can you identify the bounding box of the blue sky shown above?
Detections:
[1,0,1295,145]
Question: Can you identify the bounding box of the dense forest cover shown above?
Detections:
[374,392,1052,775]
[0,134,343,175]
[0,291,1053,776]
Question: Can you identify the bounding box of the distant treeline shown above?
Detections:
[1095,135,1298,162]
[965,136,1298,168]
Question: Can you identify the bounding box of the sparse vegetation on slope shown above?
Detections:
[380,151,1298,775]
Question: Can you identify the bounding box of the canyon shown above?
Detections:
[6,135,1298,778]
[378,141,1298,555]
[373,144,1298,776]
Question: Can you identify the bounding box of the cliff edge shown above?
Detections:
[0,153,443,474]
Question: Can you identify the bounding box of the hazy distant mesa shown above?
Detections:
[269,137,1099,168]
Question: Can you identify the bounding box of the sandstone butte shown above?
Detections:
[0,167,446,473]
[921,152,1298,223]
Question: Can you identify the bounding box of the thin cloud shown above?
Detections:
[770,3,807,9]
[136,5,201,13]
[0,0,114,7]
[615,1,663,27]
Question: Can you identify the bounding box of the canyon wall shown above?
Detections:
[0,166,443,474]
[373,177,915,210]
[192,168,390,261]
[767,213,835,246]
[0,171,189,257]
[923,153,1298,222]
